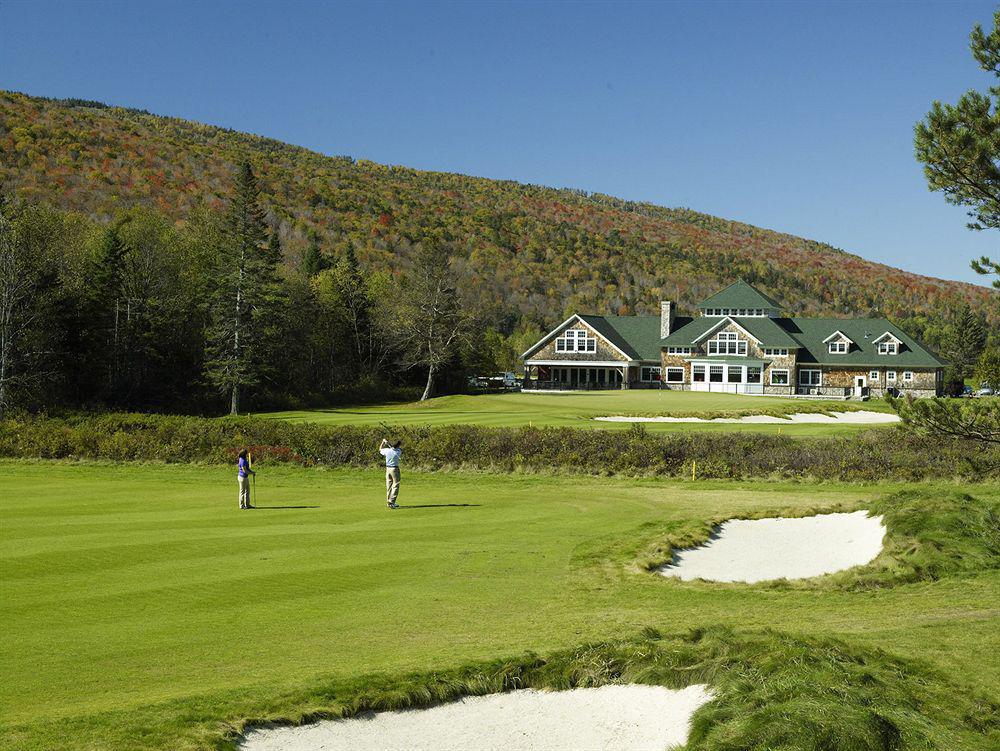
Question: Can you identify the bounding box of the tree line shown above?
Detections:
[0,162,541,418]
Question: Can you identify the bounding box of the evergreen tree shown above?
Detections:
[941,305,987,393]
[205,162,282,414]
[301,239,331,277]
[915,9,1000,287]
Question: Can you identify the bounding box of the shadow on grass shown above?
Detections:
[395,503,482,509]
[251,505,320,510]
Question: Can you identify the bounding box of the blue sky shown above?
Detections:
[2,0,997,286]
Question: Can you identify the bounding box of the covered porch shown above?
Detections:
[523,361,637,390]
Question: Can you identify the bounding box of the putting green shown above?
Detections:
[1,460,997,750]
[263,391,895,436]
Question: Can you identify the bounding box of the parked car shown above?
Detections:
[960,385,973,398]
[974,383,994,397]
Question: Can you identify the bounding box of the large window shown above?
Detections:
[707,331,747,356]
[640,366,662,382]
[770,369,789,385]
[709,365,724,382]
[555,329,596,353]
[665,367,684,383]
[747,366,761,383]
[799,369,822,386]
[692,365,706,382]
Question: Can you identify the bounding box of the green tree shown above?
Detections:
[941,305,988,392]
[889,395,1000,446]
[0,199,67,418]
[915,9,1000,287]
[397,240,470,401]
[301,239,331,277]
[974,346,1000,389]
[205,162,283,414]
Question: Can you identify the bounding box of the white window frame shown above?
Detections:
[886,370,897,382]
[799,369,822,386]
[707,331,747,356]
[770,368,789,385]
[708,364,725,382]
[869,370,879,382]
[763,348,788,357]
[666,346,691,355]
[903,371,913,382]
[555,329,596,353]
[640,365,662,382]
[828,341,848,354]
[665,367,684,383]
[692,364,706,382]
[877,341,898,355]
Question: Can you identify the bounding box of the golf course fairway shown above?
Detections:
[262,391,897,436]
[2,460,998,750]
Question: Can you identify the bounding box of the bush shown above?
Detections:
[2,413,998,482]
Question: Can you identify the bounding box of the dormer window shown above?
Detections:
[873,332,902,356]
[555,329,596,353]
[822,330,854,355]
[707,331,747,355]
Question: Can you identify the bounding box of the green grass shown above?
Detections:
[2,460,998,749]
[263,391,896,436]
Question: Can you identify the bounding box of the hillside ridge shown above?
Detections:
[1,89,992,333]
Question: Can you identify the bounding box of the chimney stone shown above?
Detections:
[660,301,674,338]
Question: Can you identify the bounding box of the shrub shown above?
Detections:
[2,413,997,482]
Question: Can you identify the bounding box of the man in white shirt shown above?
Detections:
[379,438,402,509]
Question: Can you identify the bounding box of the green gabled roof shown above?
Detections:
[697,280,783,310]
[579,315,662,360]
[787,318,945,367]
[661,316,799,348]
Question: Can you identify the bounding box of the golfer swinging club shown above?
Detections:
[237,448,255,510]
[380,438,402,509]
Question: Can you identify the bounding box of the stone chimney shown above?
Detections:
[660,301,674,338]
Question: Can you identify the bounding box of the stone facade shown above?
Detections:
[530,319,630,363]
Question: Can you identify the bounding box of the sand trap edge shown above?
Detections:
[658,510,886,584]
[238,683,714,751]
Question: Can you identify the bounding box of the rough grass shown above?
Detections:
[2,461,998,749]
[4,413,996,481]
[634,489,1000,591]
[203,627,1000,751]
[264,390,895,435]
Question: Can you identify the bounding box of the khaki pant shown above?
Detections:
[238,475,251,508]
[386,467,400,505]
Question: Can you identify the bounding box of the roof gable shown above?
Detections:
[696,280,783,311]
[521,314,662,361]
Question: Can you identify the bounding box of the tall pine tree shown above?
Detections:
[205,162,283,414]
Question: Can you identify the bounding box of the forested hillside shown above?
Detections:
[0,90,995,414]
[1,91,992,326]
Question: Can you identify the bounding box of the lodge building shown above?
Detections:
[521,281,944,398]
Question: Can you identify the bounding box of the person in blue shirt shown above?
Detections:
[379,438,402,509]
[237,448,255,509]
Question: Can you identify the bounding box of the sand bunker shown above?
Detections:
[239,684,713,751]
[595,410,899,424]
[659,510,885,583]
